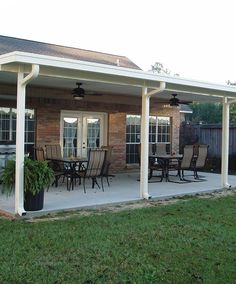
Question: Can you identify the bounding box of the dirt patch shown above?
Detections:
[197,188,236,199]
[0,210,16,220]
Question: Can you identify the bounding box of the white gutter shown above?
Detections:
[15,64,39,216]
[140,82,166,199]
[22,64,39,85]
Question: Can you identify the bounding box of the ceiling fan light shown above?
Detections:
[73,93,84,100]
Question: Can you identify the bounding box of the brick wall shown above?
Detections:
[108,113,127,172]
[0,84,182,172]
[36,107,61,145]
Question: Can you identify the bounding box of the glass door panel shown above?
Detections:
[63,117,78,157]
[82,117,101,157]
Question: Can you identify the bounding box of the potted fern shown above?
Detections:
[1,158,54,211]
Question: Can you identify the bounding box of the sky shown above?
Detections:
[1,0,236,85]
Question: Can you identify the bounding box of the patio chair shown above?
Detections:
[34,146,46,162]
[45,143,84,188]
[148,156,164,181]
[78,149,106,193]
[137,143,164,181]
[45,144,63,160]
[101,145,115,186]
[45,144,65,172]
[192,144,209,179]
[34,146,65,188]
[169,145,194,182]
[156,143,179,170]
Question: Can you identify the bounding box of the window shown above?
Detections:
[0,107,35,153]
[126,115,141,164]
[126,115,171,164]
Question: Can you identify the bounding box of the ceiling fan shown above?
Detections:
[72,82,103,100]
[169,93,191,106]
[72,83,85,100]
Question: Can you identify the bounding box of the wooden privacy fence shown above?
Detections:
[180,123,236,157]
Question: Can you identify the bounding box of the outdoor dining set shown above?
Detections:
[35,142,208,193]
[34,145,113,192]
[146,143,209,183]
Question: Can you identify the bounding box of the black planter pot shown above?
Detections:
[24,189,44,211]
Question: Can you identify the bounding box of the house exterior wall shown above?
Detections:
[150,105,180,155]
[108,113,127,171]
[0,84,181,172]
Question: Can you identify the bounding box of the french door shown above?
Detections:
[61,111,107,158]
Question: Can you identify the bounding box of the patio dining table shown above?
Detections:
[149,154,183,182]
[48,157,88,191]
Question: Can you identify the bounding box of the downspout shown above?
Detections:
[140,82,166,199]
[15,64,39,216]
[221,97,236,189]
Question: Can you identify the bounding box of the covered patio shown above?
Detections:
[1,171,236,217]
[1,39,236,216]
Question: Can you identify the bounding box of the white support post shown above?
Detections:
[140,87,151,199]
[15,69,27,216]
[139,82,165,200]
[221,97,231,188]
[15,64,39,216]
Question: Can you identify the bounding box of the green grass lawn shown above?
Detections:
[1,193,236,283]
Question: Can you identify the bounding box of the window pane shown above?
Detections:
[126,115,171,164]
[63,117,78,157]
[126,115,141,163]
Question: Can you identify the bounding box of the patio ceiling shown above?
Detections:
[1,51,236,104]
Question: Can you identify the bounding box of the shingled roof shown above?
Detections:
[0,35,141,70]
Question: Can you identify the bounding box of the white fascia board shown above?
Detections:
[1,51,236,98]
[179,110,193,114]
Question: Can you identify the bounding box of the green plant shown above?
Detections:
[1,158,54,196]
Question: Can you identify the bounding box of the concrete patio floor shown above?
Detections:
[1,171,236,217]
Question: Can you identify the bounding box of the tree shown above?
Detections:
[150,62,170,75]
[189,81,236,124]
[150,62,179,76]
[189,103,222,124]
[227,80,236,123]
[226,80,236,86]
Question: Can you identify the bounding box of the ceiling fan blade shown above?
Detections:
[179,100,192,105]
[85,91,103,96]
[168,93,192,106]
[71,82,104,99]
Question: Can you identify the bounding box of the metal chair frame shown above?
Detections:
[79,149,106,193]
[101,146,115,186]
